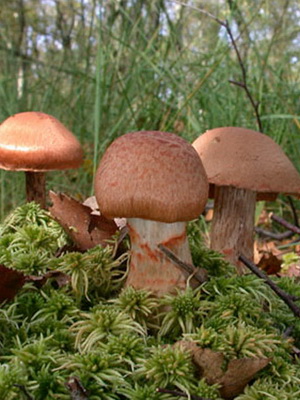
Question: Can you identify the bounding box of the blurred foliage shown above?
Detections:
[0,0,300,216]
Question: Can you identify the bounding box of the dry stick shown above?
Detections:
[254,227,294,240]
[170,0,263,132]
[157,244,207,285]
[271,214,300,235]
[255,202,300,240]
[219,20,262,131]
[239,254,300,317]
[157,387,212,400]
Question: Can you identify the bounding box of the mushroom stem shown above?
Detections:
[25,171,46,208]
[210,185,256,273]
[126,218,194,296]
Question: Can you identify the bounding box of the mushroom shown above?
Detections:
[94,131,208,296]
[0,112,83,208]
[192,127,300,271]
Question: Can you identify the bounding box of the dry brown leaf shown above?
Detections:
[218,357,271,399]
[279,263,300,278]
[193,347,225,383]
[175,341,270,399]
[49,191,118,251]
[0,264,71,303]
[0,264,26,302]
[255,240,282,257]
[256,209,271,226]
[175,341,224,383]
[26,270,71,289]
[257,252,282,275]
[83,196,127,229]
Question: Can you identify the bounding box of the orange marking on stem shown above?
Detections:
[160,231,186,248]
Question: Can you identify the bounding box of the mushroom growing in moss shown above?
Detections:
[192,127,300,271]
[0,112,83,208]
[95,131,208,296]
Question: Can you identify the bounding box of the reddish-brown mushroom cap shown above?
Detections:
[95,130,209,223]
[95,131,208,295]
[193,127,300,270]
[192,127,300,198]
[0,111,83,171]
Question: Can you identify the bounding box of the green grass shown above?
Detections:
[0,1,299,219]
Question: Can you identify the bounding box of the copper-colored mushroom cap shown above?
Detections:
[0,112,83,171]
[95,131,209,223]
[192,127,300,198]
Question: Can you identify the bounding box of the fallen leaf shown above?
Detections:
[192,347,224,383]
[279,263,300,278]
[176,341,270,399]
[82,196,99,215]
[218,357,270,399]
[26,270,71,289]
[49,191,118,251]
[83,196,127,229]
[255,208,273,227]
[255,240,282,258]
[0,264,71,303]
[257,252,282,275]
[0,264,26,302]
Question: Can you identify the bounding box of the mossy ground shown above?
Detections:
[0,203,299,399]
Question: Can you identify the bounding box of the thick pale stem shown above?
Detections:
[210,186,256,273]
[126,218,193,296]
[25,171,46,208]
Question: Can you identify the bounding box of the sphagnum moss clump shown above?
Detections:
[0,202,68,275]
[136,344,197,395]
[54,243,128,304]
[110,286,160,332]
[158,286,211,339]
[0,205,300,398]
[71,304,146,352]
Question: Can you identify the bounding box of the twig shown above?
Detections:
[271,214,300,235]
[239,254,300,317]
[169,0,263,132]
[156,387,212,400]
[255,227,294,240]
[157,244,207,285]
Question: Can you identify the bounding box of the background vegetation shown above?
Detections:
[0,0,300,218]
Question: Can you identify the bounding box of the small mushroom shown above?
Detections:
[94,131,208,296]
[0,112,83,208]
[192,127,300,271]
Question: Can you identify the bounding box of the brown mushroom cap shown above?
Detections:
[95,131,209,223]
[0,112,83,171]
[192,127,300,198]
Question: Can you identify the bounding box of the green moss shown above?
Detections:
[0,203,300,399]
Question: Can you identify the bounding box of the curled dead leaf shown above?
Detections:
[257,252,282,275]
[49,191,119,251]
[176,341,270,399]
[0,264,26,302]
[218,357,271,399]
[26,270,71,289]
[0,265,70,303]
